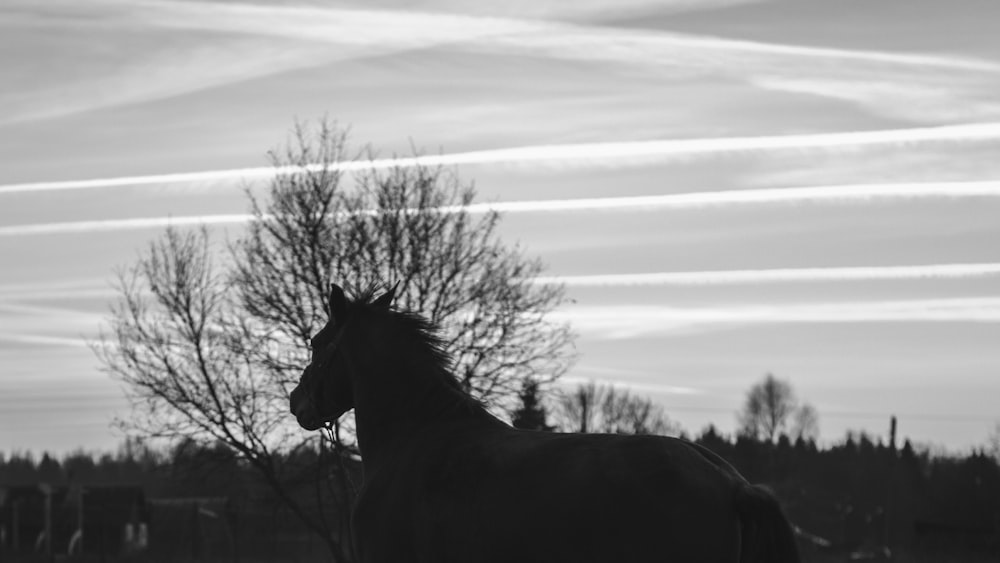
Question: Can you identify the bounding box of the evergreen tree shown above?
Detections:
[511,380,552,431]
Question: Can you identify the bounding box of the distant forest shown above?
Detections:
[697,427,1000,560]
[1,427,998,562]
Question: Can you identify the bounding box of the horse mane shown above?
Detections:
[347,284,486,413]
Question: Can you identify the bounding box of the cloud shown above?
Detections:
[1,40,343,125]
[0,333,91,348]
[535,263,1000,287]
[129,0,537,48]
[1,1,360,124]
[559,373,702,396]
[0,215,253,236]
[8,0,996,123]
[0,301,103,349]
[3,1,554,123]
[751,77,1000,123]
[497,22,999,73]
[370,0,769,21]
[134,1,998,71]
[474,11,1000,122]
[0,279,114,300]
[555,298,1000,340]
[141,0,1000,124]
[5,123,1000,195]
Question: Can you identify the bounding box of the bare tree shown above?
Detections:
[95,121,575,562]
[94,227,354,558]
[601,389,679,436]
[554,381,677,436]
[988,421,1000,463]
[737,373,798,443]
[557,381,606,434]
[791,403,820,443]
[232,122,574,412]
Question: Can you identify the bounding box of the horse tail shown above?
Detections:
[735,483,800,563]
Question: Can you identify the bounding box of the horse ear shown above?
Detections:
[328,283,348,321]
[372,282,398,310]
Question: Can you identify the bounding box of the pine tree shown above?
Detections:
[511,380,552,431]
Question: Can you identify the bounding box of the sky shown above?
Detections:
[1,0,998,455]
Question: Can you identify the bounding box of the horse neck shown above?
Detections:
[348,327,496,469]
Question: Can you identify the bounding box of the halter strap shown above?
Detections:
[305,316,355,426]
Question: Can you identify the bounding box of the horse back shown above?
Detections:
[353,424,755,563]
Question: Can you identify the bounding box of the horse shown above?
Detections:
[289,283,801,563]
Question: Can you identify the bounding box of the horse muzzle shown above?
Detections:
[289,385,324,431]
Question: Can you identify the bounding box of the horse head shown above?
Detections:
[288,282,395,430]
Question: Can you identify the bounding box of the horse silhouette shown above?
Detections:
[290,283,800,563]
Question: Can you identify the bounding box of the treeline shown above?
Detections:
[0,439,356,562]
[695,426,1000,558]
[2,429,997,559]
[0,438,354,500]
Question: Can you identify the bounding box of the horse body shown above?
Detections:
[290,284,800,563]
[355,421,747,563]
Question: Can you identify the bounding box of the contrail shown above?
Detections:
[0,333,91,348]
[553,298,1000,339]
[3,180,1000,237]
[533,264,1000,287]
[0,215,255,236]
[4,122,1000,194]
[12,264,996,299]
[460,181,1000,213]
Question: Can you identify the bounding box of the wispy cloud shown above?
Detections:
[2,1,548,123]
[478,11,1000,121]
[559,373,702,396]
[5,123,1000,195]
[433,0,769,20]
[750,77,1000,123]
[7,0,997,123]
[535,263,1000,287]
[133,0,999,72]
[3,179,1000,236]
[556,298,1000,339]
[0,333,91,348]
[0,40,341,125]
[0,215,253,236]
[122,1,997,69]
[0,302,102,349]
[0,279,113,300]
